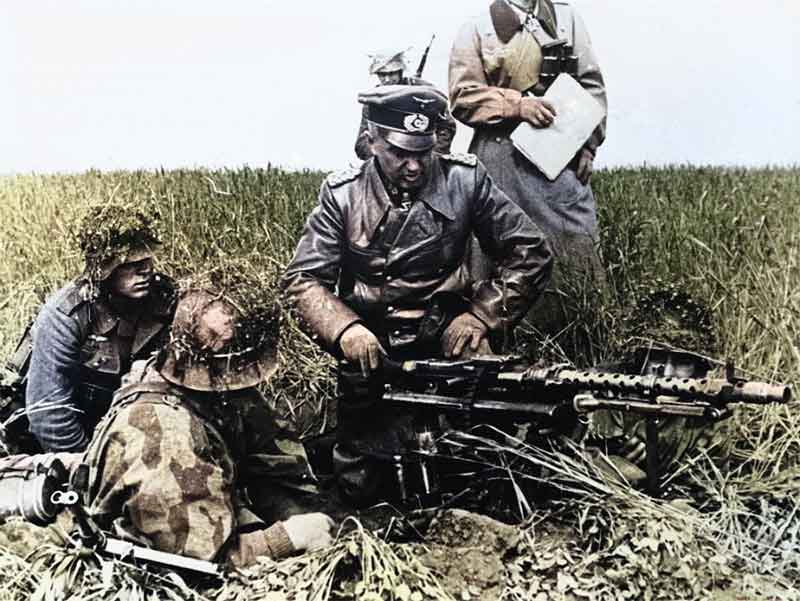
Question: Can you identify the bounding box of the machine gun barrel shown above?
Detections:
[509,368,791,406]
[373,355,791,500]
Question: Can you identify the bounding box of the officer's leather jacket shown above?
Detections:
[25,274,175,452]
[282,154,553,354]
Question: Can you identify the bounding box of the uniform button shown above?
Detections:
[386,275,393,282]
[495,137,502,143]
[387,306,395,313]
[393,330,401,336]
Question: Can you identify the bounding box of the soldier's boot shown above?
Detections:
[0,455,69,526]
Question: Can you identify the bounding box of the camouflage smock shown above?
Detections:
[82,361,315,566]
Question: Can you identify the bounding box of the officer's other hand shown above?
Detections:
[460,337,492,359]
[442,313,489,358]
[575,148,594,185]
[520,97,556,128]
[340,324,385,377]
[283,513,336,553]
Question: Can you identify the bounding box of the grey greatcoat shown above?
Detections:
[449,0,608,344]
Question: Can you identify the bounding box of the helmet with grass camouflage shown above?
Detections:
[626,279,717,354]
[77,199,162,284]
[158,269,281,391]
[368,49,408,75]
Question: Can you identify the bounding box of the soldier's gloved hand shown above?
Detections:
[282,513,336,553]
[619,433,647,465]
[442,313,489,358]
[575,147,595,185]
[519,97,557,128]
[339,323,386,377]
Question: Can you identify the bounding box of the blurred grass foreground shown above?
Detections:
[0,165,798,600]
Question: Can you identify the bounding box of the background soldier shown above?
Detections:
[80,281,334,566]
[20,202,175,453]
[284,84,553,504]
[449,0,607,355]
[354,48,457,160]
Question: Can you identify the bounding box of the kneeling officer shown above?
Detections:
[283,84,554,504]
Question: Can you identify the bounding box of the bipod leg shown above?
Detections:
[645,418,661,496]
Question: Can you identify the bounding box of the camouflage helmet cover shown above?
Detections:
[625,279,717,354]
[159,282,280,392]
[77,199,161,283]
[368,49,409,75]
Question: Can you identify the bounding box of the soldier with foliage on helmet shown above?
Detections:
[354,48,457,160]
[20,201,176,453]
[0,273,334,566]
[285,84,553,504]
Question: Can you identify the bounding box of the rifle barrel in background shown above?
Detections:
[416,34,436,79]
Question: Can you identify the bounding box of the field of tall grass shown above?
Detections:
[0,165,798,600]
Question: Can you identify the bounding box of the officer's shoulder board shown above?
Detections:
[440,153,478,168]
[326,164,364,188]
[552,2,576,43]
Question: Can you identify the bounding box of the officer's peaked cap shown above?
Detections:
[359,84,448,152]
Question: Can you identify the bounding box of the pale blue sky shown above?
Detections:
[2,0,799,173]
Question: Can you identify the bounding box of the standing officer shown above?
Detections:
[284,84,553,503]
[449,0,607,352]
[355,49,457,160]
[20,202,175,453]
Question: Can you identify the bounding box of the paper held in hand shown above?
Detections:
[510,73,604,181]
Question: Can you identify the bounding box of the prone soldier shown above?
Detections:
[0,279,335,567]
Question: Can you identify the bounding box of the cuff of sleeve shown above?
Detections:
[332,319,364,355]
[467,304,496,333]
[264,522,295,560]
[584,127,603,156]
[502,90,525,119]
[227,523,296,567]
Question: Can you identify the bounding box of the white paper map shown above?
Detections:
[510,73,604,181]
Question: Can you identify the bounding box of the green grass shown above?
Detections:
[0,165,798,599]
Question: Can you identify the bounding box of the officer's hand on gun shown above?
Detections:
[340,323,386,377]
[442,312,490,358]
[282,513,336,552]
[340,312,491,376]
